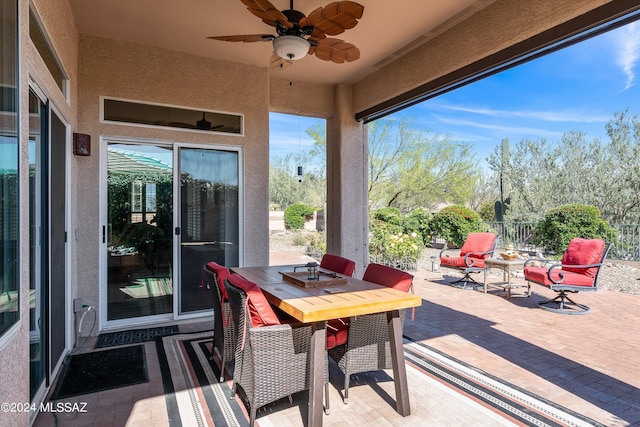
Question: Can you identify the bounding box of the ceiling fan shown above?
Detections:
[208,0,364,64]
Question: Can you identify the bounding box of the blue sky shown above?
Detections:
[270,21,640,168]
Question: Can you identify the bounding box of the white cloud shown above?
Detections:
[615,22,640,90]
[435,104,609,123]
[432,114,564,139]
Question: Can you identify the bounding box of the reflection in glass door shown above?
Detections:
[178,147,239,314]
[106,144,174,320]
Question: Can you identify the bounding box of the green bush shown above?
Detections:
[429,205,483,247]
[403,208,431,246]
[532,204,616,254]
[372,207,403,226]
[284,203,315,230]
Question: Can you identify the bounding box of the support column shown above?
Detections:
[326,84,368,276]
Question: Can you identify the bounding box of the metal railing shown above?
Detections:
[483,221,640,261]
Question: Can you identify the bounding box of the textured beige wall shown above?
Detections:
[353,0,612,113]
[269,77,334,118]
[0,0,79,423]
[75,34,271,317]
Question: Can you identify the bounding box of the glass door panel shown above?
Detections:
[178,148,239,314]
[106,144,173,320]
[28,89,45,399]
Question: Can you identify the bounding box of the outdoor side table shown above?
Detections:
[483,258,529,299]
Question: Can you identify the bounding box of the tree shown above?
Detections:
[488,110,640,223]
[368,117,480,211]
[269,154,325,210]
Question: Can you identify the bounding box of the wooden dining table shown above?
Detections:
[230,265,423,427]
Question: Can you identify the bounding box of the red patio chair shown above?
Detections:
[320,253,356,276]
[439,232,498,288]
[524,238,611,314]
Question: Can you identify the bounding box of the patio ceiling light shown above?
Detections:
[273,35,310,61]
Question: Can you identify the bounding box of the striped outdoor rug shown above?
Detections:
[156,332,602,426]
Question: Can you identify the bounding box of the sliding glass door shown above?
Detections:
[178,147,239,314]
[106,144,174,321]
[104,142,240,322]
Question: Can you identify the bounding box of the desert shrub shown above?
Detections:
[292,231,307,246]
[403,208,431,246]
[532,204,616,254]
[429,205,483,247]
[306,231,326,259]
[372,207,403,226]
[284,203,315,230]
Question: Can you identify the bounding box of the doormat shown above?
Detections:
[96,325,179,348]
[51,345,148,400]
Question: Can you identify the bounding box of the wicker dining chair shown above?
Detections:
[327,263,414,404]
[225,274,329,426]
[202,262,236,382]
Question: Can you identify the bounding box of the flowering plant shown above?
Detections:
[369,226,423,268]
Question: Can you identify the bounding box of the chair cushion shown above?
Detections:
[459,232,497,259]
[524,266,596,287]
[320,253,356,276]
[206,261,230,301]
[561,238,605,278]
[362,263,413,292]
[440,256,485,269]
[326,319,349,349]
[227,274,281,328]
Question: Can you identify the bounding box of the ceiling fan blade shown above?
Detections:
[240,0,293,29]
[207,34,275,43]
[309,38,360,63]
[300,1,364,37]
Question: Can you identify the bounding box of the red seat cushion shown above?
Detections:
[561,238,605,278]
[362,263,413,292]
[326,319,349,349]
[205,261,230,301]
[524,266,596,287]
[227,274,281,328]
[440,256,486,269]
[320,253,356,276]
[459,232,497,259]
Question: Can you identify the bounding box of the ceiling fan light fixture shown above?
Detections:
[273,35,310,61]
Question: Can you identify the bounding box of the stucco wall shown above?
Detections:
[0,0,79,424]
[74,34,271,323]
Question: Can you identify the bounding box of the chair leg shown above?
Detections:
[249,407,256,426]
[324,383,330,415]
[343,373,350,404]
[219,354,226,382]
[450,272,481,289]
[538,290,590,315]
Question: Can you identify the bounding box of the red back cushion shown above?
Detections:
[561,238,605,278]
[227,274,281,328]
[206,261,230,301]
[460,233,497,259]
[362,263,413,292]
[320,253,356,276]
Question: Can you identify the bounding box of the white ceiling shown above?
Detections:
[68,0,496,85]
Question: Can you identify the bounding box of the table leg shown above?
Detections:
[387,310,411,416]
[507,268,511,299]
[483,268,488,293]
[309,321,326,427]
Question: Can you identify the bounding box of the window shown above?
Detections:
[29,8,67,97]
[103,98,243,135]
[0,0,19,340]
